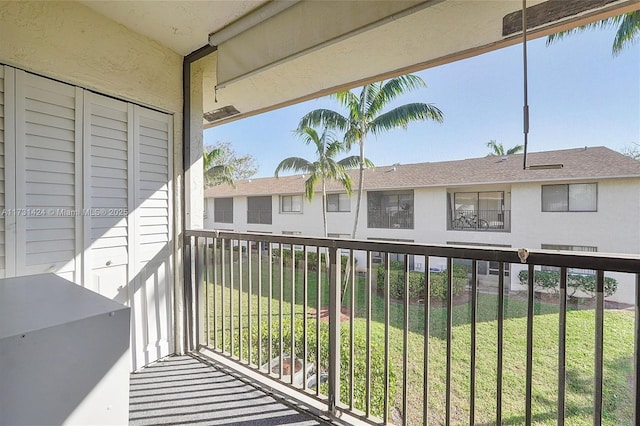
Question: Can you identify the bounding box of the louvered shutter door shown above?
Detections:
[14,71,82,281]
[132,105,173,368]
[83,92,132,302]
[0,67,8,278]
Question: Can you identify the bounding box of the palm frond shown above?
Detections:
[613,11,640,55]
[367,75,427,119]
[546,16,622,45]
[337,171,353,195]
[274,157,312,177]
[546,12,639,56]
[203,147,225,171]
[337,155,362,169]
[294,126,320,145]
[299,109,349,132]
[204,164,235,188]
[370,103,443,135]
[334,90,359,110]
[486,140,503,156]
[304,173,319,201]
[506,144,524,155]
[343,127,362,149]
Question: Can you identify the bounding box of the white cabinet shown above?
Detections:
[0,274,130,425]
[1,66,174,370]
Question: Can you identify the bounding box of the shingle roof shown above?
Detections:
[204,146,640,198]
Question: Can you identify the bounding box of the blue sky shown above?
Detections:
[204,26,639,178]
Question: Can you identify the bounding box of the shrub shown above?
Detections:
[429,265,469,301]
[271,249,355,271]
[518,269,618,299]
[376,262,468,301]
[236,317,395,421]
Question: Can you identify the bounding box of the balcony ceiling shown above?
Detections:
[81,0,638,126]
[80,0,269,56]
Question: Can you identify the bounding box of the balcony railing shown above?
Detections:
[449,209,511,232]
[368,210,413,229]
[184,230,640,425]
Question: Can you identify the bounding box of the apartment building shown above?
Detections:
[204,147,640,303]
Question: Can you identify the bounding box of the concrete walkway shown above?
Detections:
[129,355,325,425]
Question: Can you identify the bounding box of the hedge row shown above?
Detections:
[271,248,355,271]
[518,269,618,298]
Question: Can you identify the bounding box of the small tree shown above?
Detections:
[274,127,363,237]
[621,142,640,160]
[204,141,259,188]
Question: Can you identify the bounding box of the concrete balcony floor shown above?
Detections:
[129,355,325,425]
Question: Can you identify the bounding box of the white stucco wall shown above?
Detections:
[0,1,182,113]
[510,179,640,254]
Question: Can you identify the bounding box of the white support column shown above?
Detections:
[176,55,207,355]
[185,60,205,231]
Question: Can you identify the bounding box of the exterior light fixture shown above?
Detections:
[203,105,240,123]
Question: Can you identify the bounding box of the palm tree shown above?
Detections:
[486,140,524,156]
[546,11,640,56]
[274,127,363,237]
[299,74,443,239]
[203,146,235,188]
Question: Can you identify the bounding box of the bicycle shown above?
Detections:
[453,212,489,230]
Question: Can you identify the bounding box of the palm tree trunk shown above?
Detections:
[322,179,328,238]
[350,140,365,239]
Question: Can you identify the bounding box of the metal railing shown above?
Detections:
[449,209,511,232]
[368,210,414,229]
[184,229,640,425]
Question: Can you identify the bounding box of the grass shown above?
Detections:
[203,250,635,425]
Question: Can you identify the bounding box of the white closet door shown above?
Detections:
[83,92,132,303]
[14,71,82,281]
[132,105,173,369]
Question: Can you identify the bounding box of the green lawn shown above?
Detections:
[203,251,635,425]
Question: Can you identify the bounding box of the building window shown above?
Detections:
[327,193,350,212]
[214,197,233,223]
[542,183,597,212]
[247,196,272,224]
[281,195,302,213]
[450,191,506,230]
[367,190,414,229]
[541,244,597,275]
